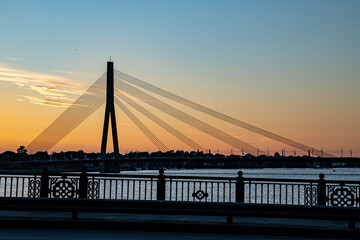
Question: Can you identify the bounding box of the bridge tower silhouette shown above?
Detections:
[100,61,120,159]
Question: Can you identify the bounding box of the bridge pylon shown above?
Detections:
[100,61,120,159]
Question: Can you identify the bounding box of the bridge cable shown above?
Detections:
[115,78,263,155]
[114,70,331,157]
[27,73,107,153]
[114,96,169,151]
[115,89,205,151]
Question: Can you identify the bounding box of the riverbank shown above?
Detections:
[1,156,360,172]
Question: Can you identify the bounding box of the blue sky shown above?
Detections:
[2,0,359,78]
[0,0,359,154]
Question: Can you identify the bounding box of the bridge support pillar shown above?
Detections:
[226,215,233,224]
[157,169,166,200]
[79,170,88,198]
[100,61,120,160]
[40,167,49,198]
[317,173,326,206]
[236,171,245,203]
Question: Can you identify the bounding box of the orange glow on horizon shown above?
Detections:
[0,65,358,158]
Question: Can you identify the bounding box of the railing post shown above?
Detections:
[157,169,166,200]
[236,171,245,203]
[40,167,49,198]
[317,173,326,206]
[78,169,88,198]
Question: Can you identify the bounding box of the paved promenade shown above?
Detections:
[0,210,358,239]
[0,229,331,240]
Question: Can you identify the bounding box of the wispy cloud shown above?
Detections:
[52,70,85,75]
[188,129,247,139]
[258,137,272,143]
[188,129,210,135]
[9,57,19,61]
[0,64,89,107]
[23,96,74,107]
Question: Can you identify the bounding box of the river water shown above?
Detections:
[124,168,360,181]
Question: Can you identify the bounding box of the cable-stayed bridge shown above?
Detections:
[27,61,332,158]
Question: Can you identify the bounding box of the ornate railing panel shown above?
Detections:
[49,175,79,198]
[28,177,41,198]
[326,182,360,207]
[166,177,236,202]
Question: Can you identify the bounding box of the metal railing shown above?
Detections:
[0,169,359,207]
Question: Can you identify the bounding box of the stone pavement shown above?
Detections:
[0,229,331,240]
[0,211,358,239]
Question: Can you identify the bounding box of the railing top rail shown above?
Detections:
[165,175,318,182]
[0,172,42,176]
[0,172,158,179]
[85,173,158,179]
[45,172,158,179]
[165,175,236,181]
[323,180,360,184]
[243,177,319,183]
[165,176,360,184]
[243,177,360,184]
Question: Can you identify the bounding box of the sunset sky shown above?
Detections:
[0,0,359,156]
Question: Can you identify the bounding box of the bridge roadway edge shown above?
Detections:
[0,212,358,239]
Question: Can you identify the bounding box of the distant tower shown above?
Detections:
[100,61,120,159]
[341,147,343,158]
